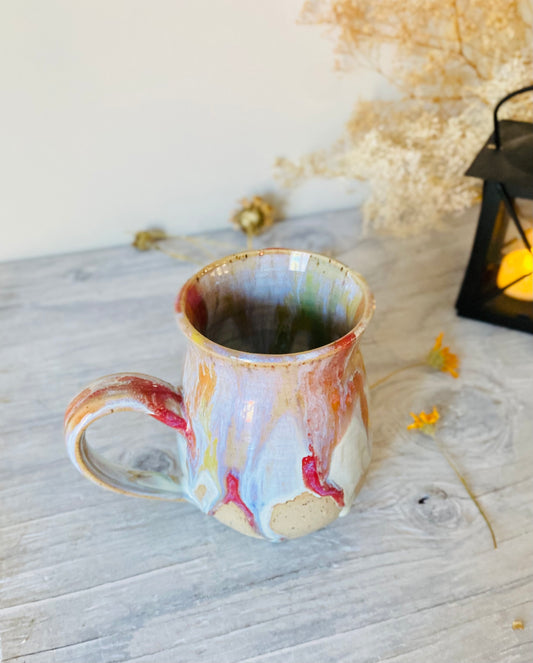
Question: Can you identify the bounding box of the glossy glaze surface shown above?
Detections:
[65,249,374,541]
[175,250,373,539]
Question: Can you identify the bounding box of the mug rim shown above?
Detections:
[175,248,375,364]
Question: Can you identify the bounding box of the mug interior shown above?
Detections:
[178,250,373,356]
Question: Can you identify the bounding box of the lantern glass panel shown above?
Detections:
[493,198,532,303]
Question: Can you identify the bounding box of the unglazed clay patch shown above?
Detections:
[214,502,262,539]
[269,492,341,539]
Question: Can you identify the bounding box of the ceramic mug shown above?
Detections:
[65,249,375,541]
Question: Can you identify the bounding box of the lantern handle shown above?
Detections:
[493,85,533,150]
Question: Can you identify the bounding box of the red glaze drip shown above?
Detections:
[302,449,344,506]
[116,375,187,429]
[65,374,196,453]
[179,284,208,332]
[118,376,198,455]
[222,472,256,529]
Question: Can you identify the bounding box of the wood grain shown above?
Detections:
[1,209,532,662]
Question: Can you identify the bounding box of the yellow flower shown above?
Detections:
[407,407,440,435]
[231,196,274,237]
[426,333,459,378]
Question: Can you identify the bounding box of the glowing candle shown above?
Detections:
[497,247,533,301]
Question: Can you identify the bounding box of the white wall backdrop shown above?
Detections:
[0,0,384,262]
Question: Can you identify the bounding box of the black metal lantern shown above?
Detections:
[456,85,533,333]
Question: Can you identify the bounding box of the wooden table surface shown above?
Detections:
[1,209,532,663]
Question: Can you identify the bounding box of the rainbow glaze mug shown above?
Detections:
[65,249,375,541]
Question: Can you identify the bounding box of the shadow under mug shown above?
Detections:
[65,249,375,541]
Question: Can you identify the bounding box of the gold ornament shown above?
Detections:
[132,229,168,251]
[231,196,274,247]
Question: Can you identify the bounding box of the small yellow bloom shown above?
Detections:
[427,332,460,378]
[407,407,440,435]
[512,619,525,630]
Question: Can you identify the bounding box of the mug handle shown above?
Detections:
[64,373,191,500]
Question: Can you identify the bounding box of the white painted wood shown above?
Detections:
[1,208,532,662]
